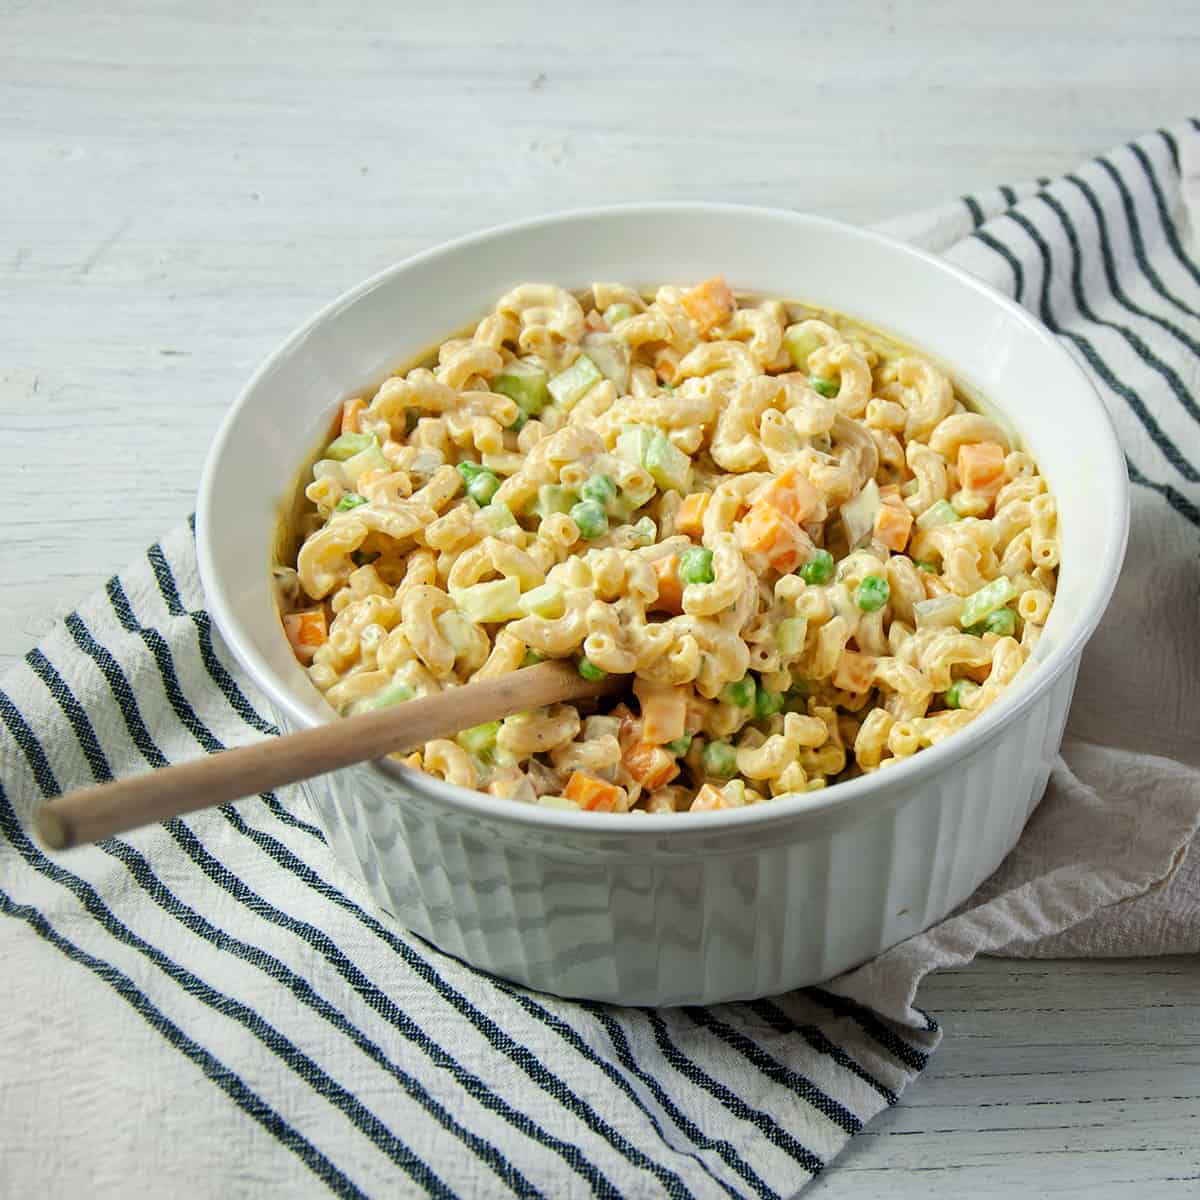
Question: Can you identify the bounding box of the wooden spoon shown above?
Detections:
[32,660,624,850]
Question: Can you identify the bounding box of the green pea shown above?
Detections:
[664,734,693,755]
[721,676,756,708]
[944,678,979,709]
[755,689,784,719]
[577,657,606,682]
[335,492,367,512]
[984,607,1017,637]
[809,375,840,398]
[855,575,890,612]
[581,473,618,507]
[678,546,715,585]
[799,548,835,586]
[702,740,738,778]
[570,499,609,539]
[457,462,500,506]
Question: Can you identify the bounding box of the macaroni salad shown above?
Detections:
[276,278,1059,813]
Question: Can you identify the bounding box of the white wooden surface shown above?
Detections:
[1,2,1197,1194]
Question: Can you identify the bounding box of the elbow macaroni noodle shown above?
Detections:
[278,278,1060,813]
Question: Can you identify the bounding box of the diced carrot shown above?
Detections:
[735,501,813,574]
[565,771,623,812]
[756,465,821,524]
[833,650,876,694]
[652,554,684,613]
[584,308,609,333]
[617,716,681,789]
[957,441,1006,496]
[283,609,328,661]
[874,498,914,553]
[623,742,680,789]
[340,396,366,435]
[676,492,711,537]
[654,346,681,384]
[689,783,726,812]
[634,678,688,744]
[680,275,736,334]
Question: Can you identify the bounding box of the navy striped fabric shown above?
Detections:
[2,121,1197,1196]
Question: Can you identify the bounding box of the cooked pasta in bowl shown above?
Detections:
[275,279,1060,817]
[197,205,1126,1003]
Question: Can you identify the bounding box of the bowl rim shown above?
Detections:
[196,201,1130,837]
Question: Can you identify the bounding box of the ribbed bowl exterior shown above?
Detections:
[291,659,1077,1005]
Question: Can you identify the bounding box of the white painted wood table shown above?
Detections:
[2,3,1197,1194]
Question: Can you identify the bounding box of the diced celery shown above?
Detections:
[451,577,523,623]
[916,499,960,531]
[664,733,693,755]
[532,483,577,519]
[365,681,414,710]
[548,354,603,409]
[456,721,500,757]
[492,361,549,416]
[478,503,517,533]
[436,610,475,654]
[537,795,579,810]
[960,577,1019,628]
[582,332,631,391]
[841,479,881,548]
[782,325,823,369]
[325,431,375,461]
[643,430,691,493]
[603,302,634,326]
[777,616,808,657]
[615,426,656,468]
[913,594,965,628]
[518,582,565,619]
[341,439,390,484]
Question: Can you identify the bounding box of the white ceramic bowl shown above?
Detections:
[197,205,1128,1005]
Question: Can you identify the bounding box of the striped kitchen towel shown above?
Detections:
[2,120,1198,1198]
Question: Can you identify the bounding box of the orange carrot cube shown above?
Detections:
[736,501,813,574]
[958,441,1006,496]
[874,499,914,553]
[680,275,736,334]
[689,783,726,812]
[652,554,684,613]
[565,771,623,812]
[283,610,328,661]
[634,679,688,745]
[833,650,875,693]
[675,492,711,537]
[757,466,821,524]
